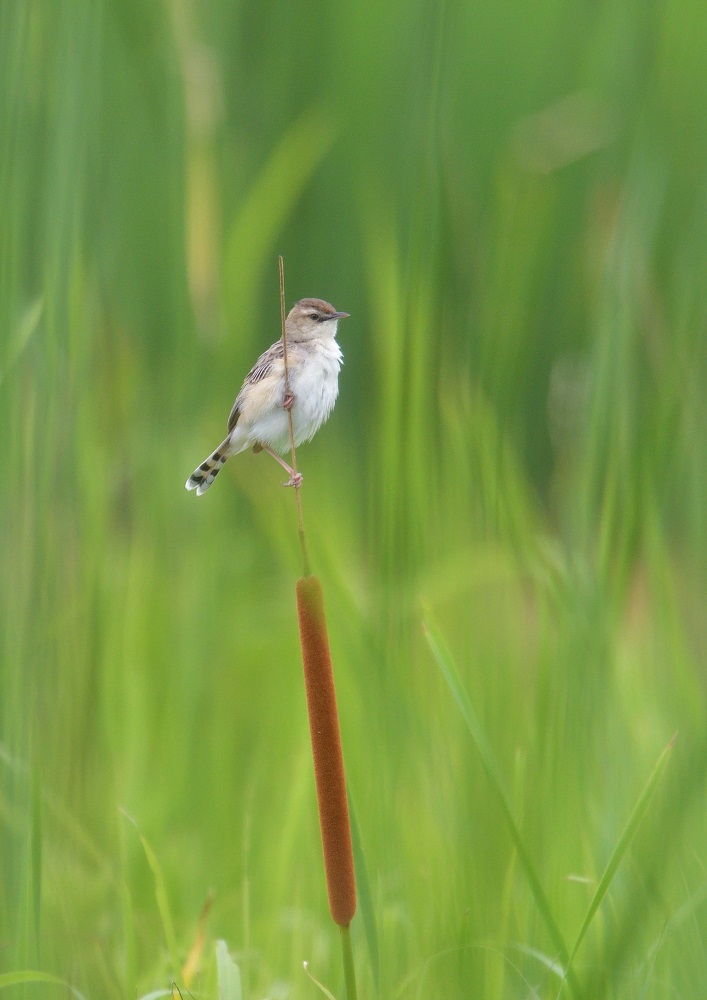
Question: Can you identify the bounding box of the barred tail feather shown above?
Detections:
[186,440,230,495]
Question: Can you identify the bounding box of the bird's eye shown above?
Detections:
[309,312,320,321]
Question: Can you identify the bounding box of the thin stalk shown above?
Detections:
[279,254,310,575]
[340,924,358,1000]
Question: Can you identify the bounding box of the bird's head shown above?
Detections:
[285,298,349,342]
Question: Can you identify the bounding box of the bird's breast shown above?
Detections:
[289,340,343,444]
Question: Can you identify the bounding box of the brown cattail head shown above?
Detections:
[296,575,357,926]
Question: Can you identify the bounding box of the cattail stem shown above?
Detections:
[296,575,357,927]
[298,528,311,577]
[340,924,358,1000]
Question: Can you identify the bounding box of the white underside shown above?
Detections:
[229,338,342,455]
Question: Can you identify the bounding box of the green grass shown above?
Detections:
[2,2,706,998]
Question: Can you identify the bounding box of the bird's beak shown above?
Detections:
[331,311,349,320]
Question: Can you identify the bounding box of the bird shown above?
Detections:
[186,297,349,495]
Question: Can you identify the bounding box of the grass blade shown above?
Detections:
[423,616,579,996]
[0,297,42,386]
[348,790,379,997]
[303,961,338,1000]
[0,971,87,999]
[139,833,181,979]
[562,734,676,986]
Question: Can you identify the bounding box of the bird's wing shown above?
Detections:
[227,339,285,432]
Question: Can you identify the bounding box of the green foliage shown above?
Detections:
[1,1,706,998]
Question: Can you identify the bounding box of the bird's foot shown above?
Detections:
[284,472,303,488]
[282,392,295,411]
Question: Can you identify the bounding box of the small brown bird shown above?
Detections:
[186,298,348,495]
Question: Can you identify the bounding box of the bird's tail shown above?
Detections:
[185,438,231,495]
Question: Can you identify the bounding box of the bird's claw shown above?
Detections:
[282,392,295,411]
[284,472,303,488]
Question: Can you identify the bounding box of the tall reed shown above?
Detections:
[279,257,358,998]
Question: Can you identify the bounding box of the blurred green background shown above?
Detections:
[1,1,706,998]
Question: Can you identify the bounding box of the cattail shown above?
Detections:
[277,257,357,995]
[296,574,357,927]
